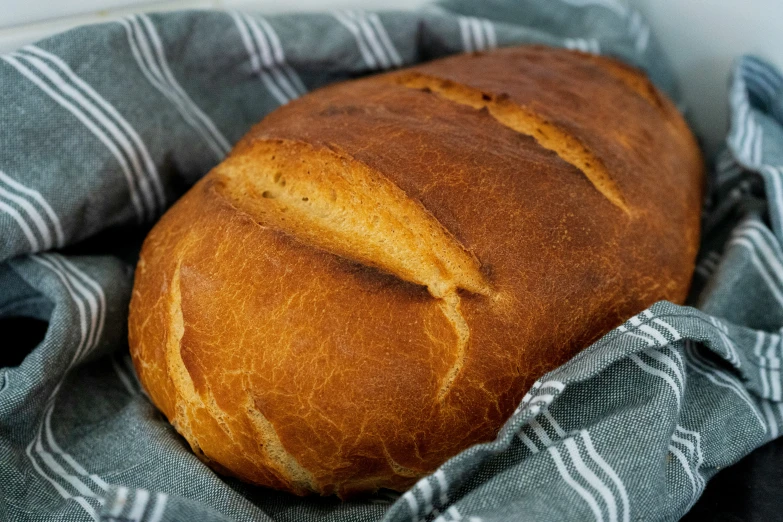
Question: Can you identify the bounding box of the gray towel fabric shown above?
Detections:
[1,1,782,521]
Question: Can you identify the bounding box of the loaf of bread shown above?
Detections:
[128,46,703,497]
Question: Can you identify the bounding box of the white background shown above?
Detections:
[2,0,782,157]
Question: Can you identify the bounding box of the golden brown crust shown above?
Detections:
[128,46,703,497]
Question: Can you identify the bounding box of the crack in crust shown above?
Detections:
[389,71,631,215]
[436,292,470,400]
[380,442,419,478]
[244,397,318,492]
[164,262,197,442]
[164,262,316,492]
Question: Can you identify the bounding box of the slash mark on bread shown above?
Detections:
[213,140,498,399]
[245,397,318,491]
[436,291,471,400]
[165,262,315,492]
[390,71,631,215]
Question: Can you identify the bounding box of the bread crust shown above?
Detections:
[128,46,703,497]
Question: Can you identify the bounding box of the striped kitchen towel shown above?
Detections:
[1,1,782,521]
